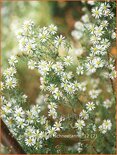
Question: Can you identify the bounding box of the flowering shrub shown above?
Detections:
[1,1,116,154]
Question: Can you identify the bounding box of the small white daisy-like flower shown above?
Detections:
[14,106,25,119]
[63,56,73,66]
[86,62,96,75]
[3,67,16,78]
[94,26,104,37]
[103,119,112,130]
[2,102,12,114]
[79,110,89,120]
[48,109,57,119]
[40,116,47,125]
[16,117,26,129]
[109,70,117,80]
[54,121,63,131]
[99,124,107,134]
[23,20,34,32]
[64,82,75,95]
[49,24,57,35]
[8,56,18,66]
[99,119,112,134]
[92,57,105,68]
[53,88,63,100]
[75,119,85,130]
[54,35,65,47]
[61,72,73,82]
[48,84,57,93]
[38,27,48,43]
[6,77,17,89]
[19,37,28,52]
[47,127,57,137]
[25,39,37,55]
[86,102,95,111]
[25,137,36,146]
[52,62,64,75]
[28,60,36,70]
[92,7,102,19]
[48,102,57,110]
[38,60,52,76]
[101,20,109,28]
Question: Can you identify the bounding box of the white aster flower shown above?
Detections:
[28,60,36,70]
[109,70,117,79]
[6,77,17,89]
[64,82,75,94]
[63,56,73,66]
[25,39,37,55]
[48,102,57,110]
[47,127,57,137]
[3,67,16,78]
[8,56,18,66]
[75,119,85,130]
[49,24,57,35]
[40,116,47,125]
[53,88,63,100]
[61,72,73,82]
[79,110,89,120]
[48,109,57,119]
[14,106,25,119]
[54,121,63,131]
[92,7,102,19]
[86,102,95,111]
[54,35,65,47]
[23,20,34,32]
[103,120,112,130]
[19,37,28,51]
[99,119,112,134]
[52,62,64,75]
[38,27,48,43]
[25,137,36,146]
[2,102,12,114]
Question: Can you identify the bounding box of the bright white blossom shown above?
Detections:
[86,102,95,111]
[75,119,85,130]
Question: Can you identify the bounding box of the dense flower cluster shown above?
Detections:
[1,1,116,154]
